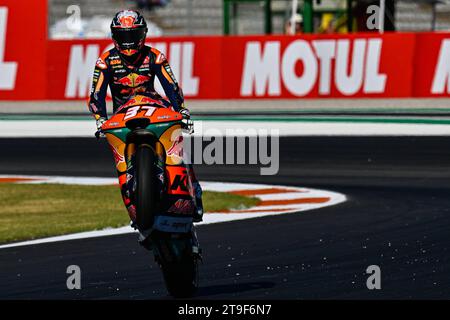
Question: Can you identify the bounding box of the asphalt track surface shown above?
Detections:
[1,137,450,299]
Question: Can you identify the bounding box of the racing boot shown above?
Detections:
[130,217,153,251]
[137,225,153,251]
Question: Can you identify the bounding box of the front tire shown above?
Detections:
[135,144,157,231]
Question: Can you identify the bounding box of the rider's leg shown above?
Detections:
[105,136,137,222]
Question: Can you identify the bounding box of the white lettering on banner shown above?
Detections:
[312,40,335,95]
[65,42,199,98]
[169,42,182,81]
[149,42,199,96]
[431,39,450,94]
[240,38,387,97]
[65,44,99,98]
[150,42,167,95]
[241,41,281,96]
[335,39,366,95]
[281,40,317,96]
[364,39,386,93]
[181,42,199,95]
[0,7,18,90]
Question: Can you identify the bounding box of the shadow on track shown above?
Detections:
[195,281,275,298]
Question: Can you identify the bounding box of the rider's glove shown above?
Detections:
[180,108,190,119]
[180,109,194,134]
[95,117,106,139]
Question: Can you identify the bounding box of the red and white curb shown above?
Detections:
[0,175,346,249]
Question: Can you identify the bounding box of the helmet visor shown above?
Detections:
[112,28,146,49]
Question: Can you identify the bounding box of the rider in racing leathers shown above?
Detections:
[87,10,204,234]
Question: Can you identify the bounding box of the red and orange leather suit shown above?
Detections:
[87,46,201,220]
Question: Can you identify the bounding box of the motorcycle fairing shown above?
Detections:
[102,103,196,225]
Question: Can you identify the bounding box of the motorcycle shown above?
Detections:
[96,94,201,298]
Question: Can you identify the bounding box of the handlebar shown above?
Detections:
[95,116,194,140]
[181,118,194,134]
[95,130,105,140]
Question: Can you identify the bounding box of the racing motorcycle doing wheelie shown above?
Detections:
[96,94,201,298]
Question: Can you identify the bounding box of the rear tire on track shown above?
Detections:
[156,236,199,298]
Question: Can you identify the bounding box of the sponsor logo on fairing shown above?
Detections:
[109,144,125,164]
[167,135,183,158]
[153,215,192,233]
[168,199,195,215]
[170,173,189,192]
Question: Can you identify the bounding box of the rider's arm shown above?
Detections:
[87,52,111,120]
[152,49,185,112]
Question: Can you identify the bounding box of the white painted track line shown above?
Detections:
[2,120,450,137]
